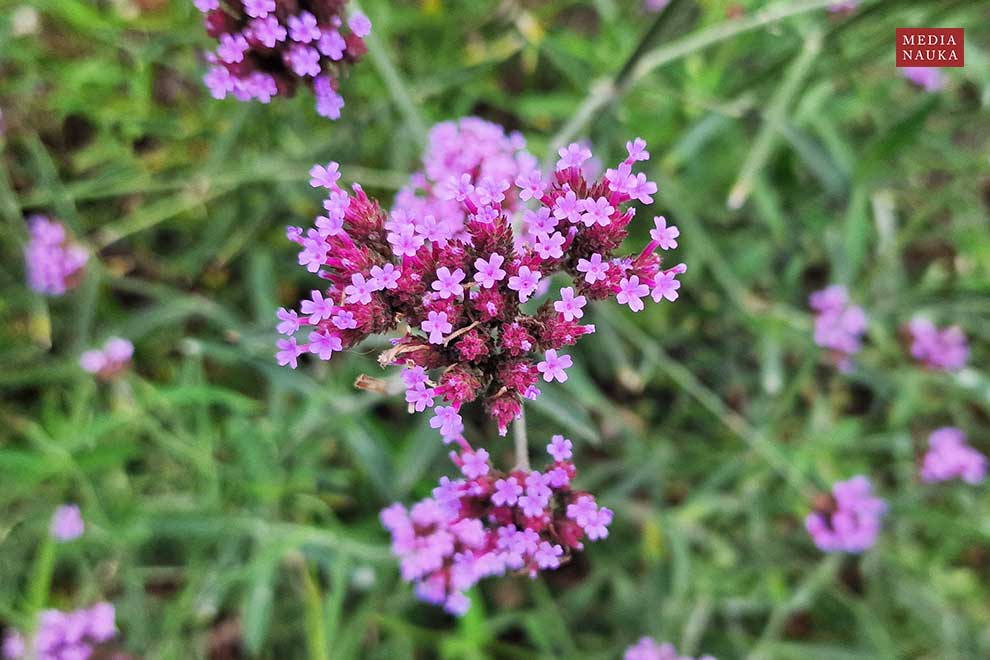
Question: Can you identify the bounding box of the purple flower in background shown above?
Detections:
[907,318,968,372]
[24,215,88,296]
[809,285,868,371]
[79,337,134,380]
[196,0,370,119]
[624,637,717,660]
[50,504,85,542]
[6,603,117,659]
[920,427,987,485]
[643,0,670,13]
[901,66,944,92]
[827,0,859,11]
[806,476,887,553]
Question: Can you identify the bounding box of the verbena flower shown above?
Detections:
[3,603,115,660]
[809,285,867,371]
[827,0,859,12]
[907,318,968,372]
[624,637,717,660]
[380,436,611,615]
[195,0,370,119]
[920,427,987,485]
[23,215,88,296]
[79,337,134,380]
[50,504,84,542]
[805,476,886,553]
[277,124,686,436]
[901,66,943,92]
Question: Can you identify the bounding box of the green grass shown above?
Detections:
[1,0,989,658]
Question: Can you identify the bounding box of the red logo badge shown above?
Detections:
[896,28,964,67]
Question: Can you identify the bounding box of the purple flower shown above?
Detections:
[286,44,321,77]
[430,406,463,442]
[908,318,968,372]
[624,637,717,660]
[576,253,609,284]
[806,476,886,553]
[651,269,682,303]
[556,143,592,171]
[308,330,342,360]
[79,337,133,379]
[24,216,88,296]
[920,427,987,485]
[578,197,614,227]
[2,630,25,659]
[515,170,545,201]
[809,285,867,370]
[507,265,542,302]
[649,216,679,250]
[422,311,453,345]
[217,33,249,64]
[348,12,372,38]
[431,267,466,299]
[275,338,304,368]
[287,11,321,43]
[617,275,650,312]
[547,435,573,461]
[901,66,943,92]
[369,263,401,290]
[492,477,522,506]
[553,287,586,322]
[344,273,373,305]
[460,449,490,479]
[243,0,275,18]
[309,162,341,189]
[194,0,218,12]
[405,383,436,412]
[50,504,84,541]
[301,289,334,323]
[537,350,572,383]
[473,253,507,288]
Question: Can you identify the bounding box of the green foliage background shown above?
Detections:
[1,0,988,657]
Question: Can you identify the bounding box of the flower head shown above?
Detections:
[79,337,133,380]
[50,504,84,541]
[196,0,370,119]
[24,215,88,296]
[907,318,968,372]
[275,126,684,438]
[920,427,987,485]
[806,476,886,553]
[381,435,609,615]
[809,285,868,371]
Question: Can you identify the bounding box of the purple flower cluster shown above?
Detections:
[79,337,134,380]
[50,504,84,542]
[907,318,969,372]
[920,427,987,485]
[624,637,716,660]
[809,285,867,371]
[901,67,944,92]
[195,0,370,119]
[276,126,685,435]
[380,435,611,615]
[23,216,88,296]
[805,476,887,553]
[643,0,670,12]
[2,603,115,660]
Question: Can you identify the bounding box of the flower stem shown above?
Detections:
[513,407,530,472]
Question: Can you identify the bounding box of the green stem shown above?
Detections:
[26,536,56,616]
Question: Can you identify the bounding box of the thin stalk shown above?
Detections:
[513,407,530,472]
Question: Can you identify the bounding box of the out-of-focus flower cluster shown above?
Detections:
[809,285,867,371]
[276,120,685,436]
[24,216,88,296]
[2,603,115,660]
[624,637,716,660]
[50,504,85,542]
[921,427,987,485]
[380,435,611,615]
[901,66,943,92]
[805,476,887,553]
[79,337,134,380]
[907,318,969,372]
[195,0,370,119]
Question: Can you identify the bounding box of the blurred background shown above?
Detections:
[1,0,989,658]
